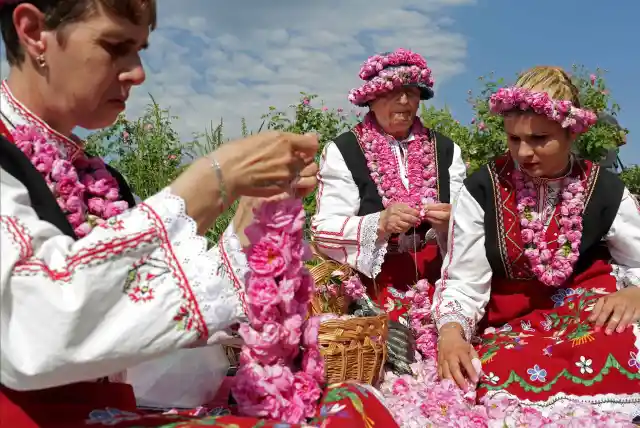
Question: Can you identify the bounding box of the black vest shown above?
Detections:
[0,135,136,239]
[464,161,624,279]
[334,129,455,234]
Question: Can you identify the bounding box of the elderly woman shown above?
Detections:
[312,49,466,325]
[0,0,347,426]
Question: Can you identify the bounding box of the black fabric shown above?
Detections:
[334,129,455,236]
[0,135,137,240]
[465,162,625,279]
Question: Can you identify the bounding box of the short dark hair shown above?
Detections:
[1,0,157,65]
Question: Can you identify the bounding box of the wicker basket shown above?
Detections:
[318,314,388,385]
[307,245,355,316]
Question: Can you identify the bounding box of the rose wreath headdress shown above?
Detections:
[348,48,434,107]
[489,85,597,287]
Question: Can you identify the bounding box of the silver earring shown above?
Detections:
[36,54,46,68]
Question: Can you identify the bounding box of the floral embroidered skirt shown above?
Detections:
[475,260,640,416]
[0,381,398,427]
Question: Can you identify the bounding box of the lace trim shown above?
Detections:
[483,389,640,418]
[359,212,388,279]
[218,224,249,314]
[161,188,245,333]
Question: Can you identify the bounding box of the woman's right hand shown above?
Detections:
[437,324,481,390]
[214,131,319,199]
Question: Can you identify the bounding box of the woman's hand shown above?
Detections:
[588,287,640,334]
[378,203,420,235]
[437,323,481,390]
[214,131,319,199]
[423,203,452,234]
[233,161,319,246]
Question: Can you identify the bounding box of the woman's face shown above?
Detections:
[504,112,576,178]
[35,6,149,130]
[369,86,421,139]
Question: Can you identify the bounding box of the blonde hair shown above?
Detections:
[515,66,581,107]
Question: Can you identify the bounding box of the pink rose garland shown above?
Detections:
[489,86,597,134]
[355,112,438,216]
[232,198,324,424]
[11,125,128,237]
[513,170,585,287]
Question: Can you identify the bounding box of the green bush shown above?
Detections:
[87,65,635,243]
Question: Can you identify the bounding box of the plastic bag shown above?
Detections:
[126,345,230,409]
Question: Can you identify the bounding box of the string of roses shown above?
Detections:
[11,124,128,237]
[356,112,438,219]
[231,198,324,424]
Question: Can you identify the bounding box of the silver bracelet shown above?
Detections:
[210,156,228,207]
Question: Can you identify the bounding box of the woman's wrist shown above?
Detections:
[438,322,466,341]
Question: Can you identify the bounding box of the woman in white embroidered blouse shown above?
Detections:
[433,66,640,417]
[0,0,318,405]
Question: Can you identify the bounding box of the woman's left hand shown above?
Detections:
[588,287,640,334]
[423,203,452,234]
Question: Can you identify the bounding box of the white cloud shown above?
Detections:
[2,0,476,141]
[128,0,475,140]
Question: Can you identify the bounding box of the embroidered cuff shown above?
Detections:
[435,313,475,342]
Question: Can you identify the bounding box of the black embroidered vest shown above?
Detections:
[464,156,624,280]
[0,135,136,239]
[333,129,455,235]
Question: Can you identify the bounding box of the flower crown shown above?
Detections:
[348,48,434,107]
[489,86,597,134]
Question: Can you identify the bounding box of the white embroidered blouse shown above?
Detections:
[0,82,249,391]
[432,178,640,341]
[311,133,467,279]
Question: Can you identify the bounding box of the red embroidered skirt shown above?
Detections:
[0,380,398,427]
[475,259,640,413]
[360,239,440,323]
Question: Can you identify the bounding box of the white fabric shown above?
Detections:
[0,81,250,391]
[432,181,640,341]
[311,134,466,278]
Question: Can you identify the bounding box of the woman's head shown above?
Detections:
[1,0,156,133]
[369,86,421,139]
[493,66,592,178]
[348,48,434,139]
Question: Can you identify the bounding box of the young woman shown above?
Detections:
[433,66,640,419]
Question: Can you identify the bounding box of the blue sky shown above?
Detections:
[1,0,638,164]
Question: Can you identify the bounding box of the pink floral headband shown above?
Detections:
[489,86,597,134]
[348,48,434,107]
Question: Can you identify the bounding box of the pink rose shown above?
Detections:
[51,159,77,182]
[103,200,128,218]
[87,178,111,196]
[301,348,325,384]
[281,314,303,352]
[291,371,322,410]
[247,240,287,277]
[104,187,120,201]
[87,197,106,216]
[520,229,534,244]
[302,316,321,348]
[246,276,281,307]
[254,198,305,233]
[238,322,284,365]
